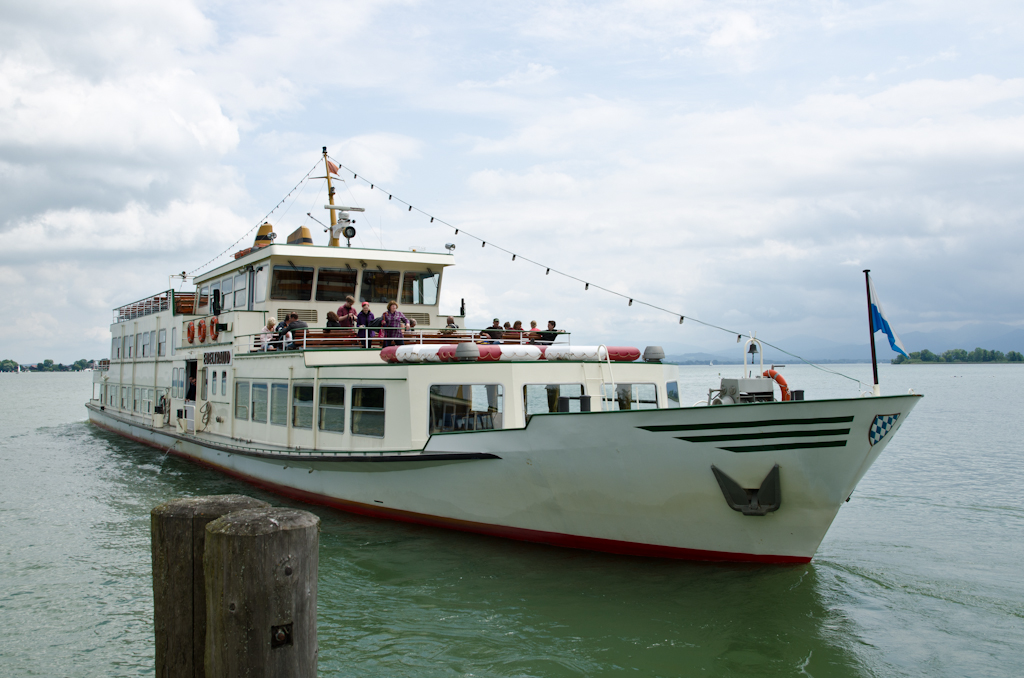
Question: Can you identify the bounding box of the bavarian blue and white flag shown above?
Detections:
[867,274,908,357]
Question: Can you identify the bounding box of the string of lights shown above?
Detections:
[188,158,323,276]
[328,155,865,387]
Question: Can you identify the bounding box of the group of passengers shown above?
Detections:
[482,318,563,345]
[258,296,564,351]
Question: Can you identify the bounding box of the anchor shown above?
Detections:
[711,464,781,516]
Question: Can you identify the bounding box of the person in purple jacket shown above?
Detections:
[356,301,376,348]
[380,300,409,347]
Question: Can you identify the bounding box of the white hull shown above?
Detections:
[87,393,919,563]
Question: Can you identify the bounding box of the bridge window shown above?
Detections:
[667,381,680,408]
[254,267,267,303]
[319,386,345,433]
[316,268,357,302]
[270,266,314,301]
[351,387,385,437]
[292,383,314,429]
[360,270,400,303]
[401,271,440,305]
[523,384,583,420]
[429,384,503,434]
[601,383,658,411]
[221,277,233,310]
[197,285,209,313]
[234,273,247,308]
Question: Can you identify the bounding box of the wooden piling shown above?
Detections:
[203,507,320,678]
[151,494,270,678]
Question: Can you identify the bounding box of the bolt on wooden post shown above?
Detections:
[151,495,270,678]
[203,507,320,678]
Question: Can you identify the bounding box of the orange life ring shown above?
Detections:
[197,319,207,343]
[209,316,220,341]
[763,369,791,401]
[187,321,195,344]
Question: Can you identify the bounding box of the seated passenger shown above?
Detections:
[535,320,561,345]
[440,316,458,335]
[280,313,308,350]
[325,311,342,333]
[260,318,277,351]
[482,318,503,343]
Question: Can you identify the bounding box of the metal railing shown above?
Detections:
[233,326,571,354]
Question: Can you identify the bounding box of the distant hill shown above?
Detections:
[664,322,1024,365]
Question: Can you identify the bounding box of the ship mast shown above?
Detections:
[324,146,340,247]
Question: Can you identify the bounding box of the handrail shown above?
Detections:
[230,326,573,354]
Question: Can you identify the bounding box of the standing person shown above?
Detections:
[185,376,197,401]
[336,295,358,327]
[381,300,408,348]
[357,301,375,348]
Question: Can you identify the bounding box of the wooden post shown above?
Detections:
[204,507,320,678]
[151,495,270,678]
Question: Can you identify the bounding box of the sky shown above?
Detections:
[2,0,1023,364]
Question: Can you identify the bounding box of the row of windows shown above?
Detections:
[104,385,156,414]
[267,267,440,305]
[111,329,167,360]
[234,382,386,438]
[197,271,253,314]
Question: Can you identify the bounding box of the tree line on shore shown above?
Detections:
[0,359,96,372]
[892,348,1023,364]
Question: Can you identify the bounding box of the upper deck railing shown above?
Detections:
[231,326,570,354]
[113,290,196,323]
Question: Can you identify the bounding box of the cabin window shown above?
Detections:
[212,371,219,397]
[218,371,226,396]
[220,277,232,310]
[292,384,314,429]
[111,337,117,361]
[270,266,314,301]
[601,383,658,411]
[360,270,400,303]
[235,381,249,420]
[109,386,117,407]
[401,271,440,305]
[666,381,680,408]
[233,273,247,308]
[141,332,149,357]
[315,268,358,302]
[270,383,288,426]
[351,387,385,437]
[254,267,267,303]
[251,383,268,423]
[201,371,208,400]
[429,384,503,434]
[143,389,153,413]
[121,386,128,409]
[198,285,210,313]
[171,327,177,356]
[523,384,584,420]
[318,386,345,433]
[171,368,179,399]
[158,329,167,356]
[123,335,129,359]
[134,388,140,412]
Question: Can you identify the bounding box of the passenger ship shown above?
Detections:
[86,151,921,563]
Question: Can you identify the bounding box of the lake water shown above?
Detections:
[1,365,1022,677]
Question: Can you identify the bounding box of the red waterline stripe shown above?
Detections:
[88,416,811,565]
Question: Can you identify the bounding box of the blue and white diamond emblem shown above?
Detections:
[868,413,900,446]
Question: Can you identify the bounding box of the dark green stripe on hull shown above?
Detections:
[639,416,854,433]
[717,440,848,453]
[678,428,851,443]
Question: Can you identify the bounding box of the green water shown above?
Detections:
[1,366,1022,676]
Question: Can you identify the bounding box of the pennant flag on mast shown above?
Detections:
[867,274,908,357]
[326,159,339,175]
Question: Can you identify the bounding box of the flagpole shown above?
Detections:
[863,269,880,396]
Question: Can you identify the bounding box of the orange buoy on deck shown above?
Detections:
[763,369,790,401]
